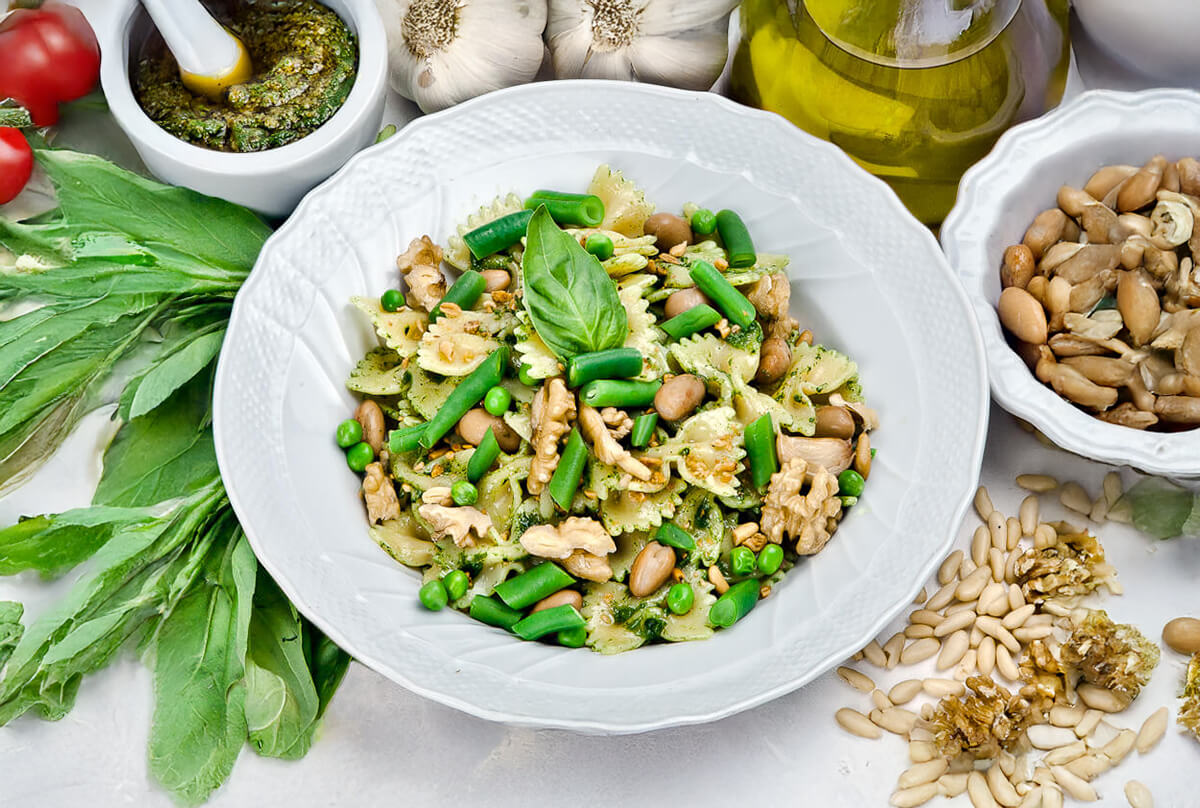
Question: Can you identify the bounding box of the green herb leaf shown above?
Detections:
[0,107,32,127]
[0,506,156,578]
[128,330,224,420]
[1122,477,1197,540]
[306,624,350,720]
[0,602,23,669]
[521,205,627,360]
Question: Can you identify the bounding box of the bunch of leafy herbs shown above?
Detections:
[0,149,349,804]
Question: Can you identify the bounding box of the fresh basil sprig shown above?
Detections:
[521,205,627,361]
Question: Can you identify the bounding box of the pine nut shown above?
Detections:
[872,689,893,711]
[1032,767,1055,788]
[927,580,957,611]
[987,764,1021,807]
[1017,473,1058,493]
[1104,577,1124,596]
[939,773,970,798]
[960,556,978,580]
[1043,740,1087,765]
[1013,625,1053,643]
[836,707,881,739]
[996,644,1021,681]
[910,727,934,742]
[890,783,938,807]
[998,750,1016,778]
[1049,703,1085,727]
[910,609,943,627]
[1103,471,1123,506]
[1135,706,1168,753]
[913,586,928,605]
[1124,780,1153,808]
[1028,724,1080,749]
[1108,499,1133,523]
[968,770,999,808]
[938,550,963,585]
[981,579,1008,616]
[975,486,995,522]
[906,624,935,639]
[890,679,923,706]
[884,632,906,669]
[1004,549,1020,584]
[1034,523,1057,548]
[1003,603,1036,630]
[1042,785,1064,808]
[1078,683,1130,713]
[909,740,937,763]
[1087,720,1119,749]
[976,616,1021,653]
[988,510,1006,551]
[955,648,978,680]
[836,666,875,693]
[1016,786,1043,808]
[1019,495,1039,535]
[1050,766,1097,801]
[1101,728,1137,763]
[1089,495,1108,523]
[862,640,887,668]
[1065,754,1110,781]
[1006,517,1021,550]
[988,549,1006,586]
[970,626,984,648]
[1025,614,1054,627]
[872,707,918,735]
[956,566,991,601]
[972,525,990,565]
[923,678,965,697]
[947,599,979,616]
[935,610,975,637]
[920,703,934,720]
[901,637,940,665]
[977,636,996,676]
[1059,482,1092,515]
[898,759,950,789]
[1075,709,1104,738]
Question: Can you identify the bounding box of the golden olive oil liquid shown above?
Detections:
[731,0,1069,224]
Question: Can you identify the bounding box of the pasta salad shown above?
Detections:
[335,166,877,653]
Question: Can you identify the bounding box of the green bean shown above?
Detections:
[715,209,756,268]
[630,412,658,448]
[493,562,575,610]
[518,364,537,387]
[730,546,757,577]
[689,261,755,328]
[525,191,605,228]
[418,579,449,611]
[757,544,784,575]
[380,288,404,312]
[443,570,469,600]
[468,595,523,631]
[654,522,695,552]
[660,303,722,340]
[388,422,427,454]
[745,414,778,489]
[451,480,478,506]
[346,442,373,472]
[548,427,587,510]
[579,379,661,409]
[708,579,760,627]
[429,269,487,322]
[463,210,533,259]
[467,427,501,483]
[420,346,507,449]
[838,468,865,497]
[567,347,643,387]
[585,233,614,261]
[483,385,511,416]
[557,626,588,648]
[512,604,586,641]
[336,418,362,448]
[690,208,717,236]
[666,582,694,615]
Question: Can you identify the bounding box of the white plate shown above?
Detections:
[942,88,1200,477]
[214,80,987,733]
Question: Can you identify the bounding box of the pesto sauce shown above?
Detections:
[134,0,357,152]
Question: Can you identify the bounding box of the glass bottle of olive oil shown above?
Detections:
[731,0,1069,224]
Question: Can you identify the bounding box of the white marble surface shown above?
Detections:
[1,4,1197,806]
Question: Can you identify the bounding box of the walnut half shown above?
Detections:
[418,504,492,547]
[362,462,400,524]
[518,517,615,582]
[759,457,842,555]
[397,235,447,313]
[528,378,576,495]
[579,404,651,481]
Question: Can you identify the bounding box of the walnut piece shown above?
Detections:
[747,272,790,320]
[1181,653,1200,742]
[579,404,651,481]
[421,486,453,506]
[397,236,447,312]
[418,503,492,547]
[1060,609,1160,701]
[931,676,1036,760]
[362,462,400,524]
[1015,531,1113,603]
[600,407,633,440]
[760,457,842,554]
[528,378,576,495]
[1018,639,1067,714]
[519,516,615,559]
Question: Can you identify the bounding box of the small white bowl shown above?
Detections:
[1074,1,1200,83]
[942,88,1200,476]
[99,0,387,218]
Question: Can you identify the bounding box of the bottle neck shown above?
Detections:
[801,0,1021,68]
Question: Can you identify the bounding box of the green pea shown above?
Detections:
[484,385,511,416]
[336,418,362,448]
[380,288,404,312]
[451,480,478,506]
[690,208,717,235]
[518,364,537,387]
[666,582,694,615]
[418,579,449,611]
[730,546,757,577]
[757,544,784,575]
[585,232,615,261]
[838,469,865,498]
[443,570,469,601]
[346,442,374,472]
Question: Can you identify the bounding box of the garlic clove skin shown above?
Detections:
[628,29,730,90]
[378,0,548,113]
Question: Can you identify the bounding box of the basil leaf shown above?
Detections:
[128,330,224,420]
[0,506,156,578]
[521,205,627,360]
[0,602,23,669]
[1123,477,1195,539]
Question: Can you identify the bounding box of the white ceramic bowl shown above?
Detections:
[1074,1,1200,83]
[98,0,387,218]
[213,81,988,732]
[943,88,1200,476]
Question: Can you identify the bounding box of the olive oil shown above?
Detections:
[731,0,1069,224]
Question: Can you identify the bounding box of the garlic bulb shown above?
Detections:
[546,0,738,90]
[377,0,548,113]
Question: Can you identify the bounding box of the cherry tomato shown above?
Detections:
[0,3,101,126]
[0,128,33,205]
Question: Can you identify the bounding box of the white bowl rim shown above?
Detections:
[942,87,1200,476]
[214,79,990,732]
[98,0,388,176]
